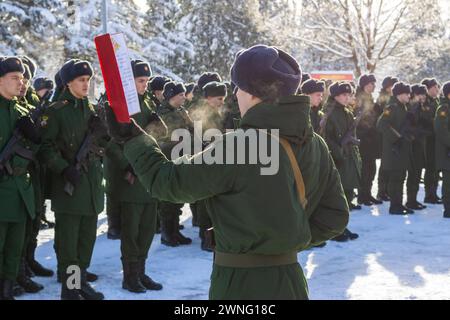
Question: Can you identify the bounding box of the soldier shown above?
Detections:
[104,60,163,293]
[184,83,196,103]
[156,81,193,247]
[0,57,41,300]
[422,78,442,204]
[355,74,383,206]
[322,82,360,241]
[148,76,171,112]
[434,82,450,218]
[405,84,428,210]
[222,82,240,130]
[33,77,54,102]
[376,76,399,201]
[39,59,107,300]
[301,79,325,133]
[105,44,349,300]
[377,82,414,215]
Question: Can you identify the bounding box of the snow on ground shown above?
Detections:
[19,169,450,300]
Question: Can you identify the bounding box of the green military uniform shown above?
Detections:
[157,100,194,246]
[0,95,36,281]
[434,97,450,216]
[405,101,427,207]
[39,89,105,275]
[375,90,391,199]
[105,94,160,264]
[323,99,362,207]
[423,95,441,201]
[122,95,349,299]
[310,107,323,134]
[377,97,413,212]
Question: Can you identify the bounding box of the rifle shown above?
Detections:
[0,91,52,175]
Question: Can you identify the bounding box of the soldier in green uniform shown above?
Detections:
[156,81,193,247]
[148,76,171,113]
[105,45,349,300]
[301,79,325,133]
[104,60,164,293]
[434,82,450,218]
[376,76,399,202]
[377,82,415,215]
[355,74,383,206]
[422,78,442,204]
[33,77,54,104]
[405,84,428,210]
[39,59,106,300]
[0,57,41,300]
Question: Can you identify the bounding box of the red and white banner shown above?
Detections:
[95,33,140,123]
[310,71,354,81]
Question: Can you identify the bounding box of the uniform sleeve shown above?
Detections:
[123,133,238,204]
[105,140,129,170]
[434,107,450,147]
[324,118,345,165]
[38,108,69,174]
[377,108,400,144]
[307,142,349,247]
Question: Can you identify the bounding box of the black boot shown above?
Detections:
[349,203,362,211]
[377,192,390,202]
[389,205,409,215]
[345,228,359,240]
[138,259,162,291]
[406,199,426,210]
[17,259,44,293]
[160,216,179,247]
[12,281,24,297]
[369,195,383,205]
[26,243,54,277]
[122,260,146,293]
[331,232,350,242]
[2,279,15,300]
[401,205,415,214]
[60,272,84,300]
[174,217,192,245]
[443,202,450,218]
[86,270,98,282]
[79,269,104,300]
[357,194,373,206]
[424,194,442,204]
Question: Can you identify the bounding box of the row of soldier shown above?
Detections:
[1,53,449,300]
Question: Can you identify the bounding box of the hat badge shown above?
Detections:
[83,64,88,69]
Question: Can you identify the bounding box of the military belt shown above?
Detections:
[214,251,298,268]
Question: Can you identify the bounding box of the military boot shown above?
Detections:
[331,232,349,242]
[60,273,84,300]
[79,269,104,300]
[2,279,15,300]
[138,259,162,291]
[406,195,426,210]
[107,210,121,240]
[26,243,54,277]
[443,202,450,218]
[12,281,24,297]
[174,217,192,245]
[160,216,179,247]
[122,260,146,293]
[424,193,442,204]
[16,258,44,293]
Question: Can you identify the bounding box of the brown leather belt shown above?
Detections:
[214,251,298,268]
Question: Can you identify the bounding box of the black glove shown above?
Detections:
[105,105,143,144]
[63,166,81,187]
[16,116,41,144]
[88,114,109,139]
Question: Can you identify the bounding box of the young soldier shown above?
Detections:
[106,45,349,300]
[377,82,414,215]
[405,84,428,210]
[33,77,54,101]
[148,76,171,113]
[422,78,442,204]
[376,76,399,201]
[104,60,164,293]
[39,59,107,300]
[0,57,41,300]
[355,74,383,206]
[301,79,325,134]
[434,82,450,218]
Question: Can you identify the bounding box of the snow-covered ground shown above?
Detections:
[19,170,450,300]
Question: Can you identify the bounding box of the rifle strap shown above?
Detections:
[278,137,308,210]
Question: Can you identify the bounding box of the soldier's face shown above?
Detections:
[428,85,440,98]
[0,72,24,99]
[155,90,164,102]
[365,82,375,94]
[334,93,351,106]
[236,88,262,116]
[397,93,410,104]
[206,96,225,109]
[135,76,150,96]
[309,92,323,107]
[68,75,90,98]
[36,88,50,99]
[417,94,426,103]
[169,92,186,108]
[19,78,30,97]
[186,92,194,101]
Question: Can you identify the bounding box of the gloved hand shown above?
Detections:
[105,105,143,144]
[63,165,81,187]
[16,116,41,144]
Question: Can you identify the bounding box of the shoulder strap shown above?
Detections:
[279,137,308,210]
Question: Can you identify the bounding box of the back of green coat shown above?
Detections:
[434,98,450,171]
